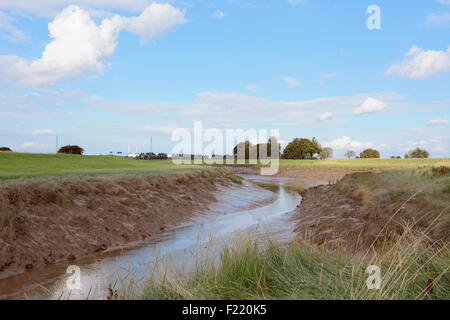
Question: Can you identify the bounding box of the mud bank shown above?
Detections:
[292,170,449,252]
[291,184,371,252]
[0,169,239,278]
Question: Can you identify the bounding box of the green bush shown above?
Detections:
[57,145,84,155]
[408,147,429,158]
[282,137,321,159]
[360,148,380,158]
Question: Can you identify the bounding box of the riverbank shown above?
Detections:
[0,169,241,278]
[126,229,448,300]
[123,166,449,300]
[292,167,449,252]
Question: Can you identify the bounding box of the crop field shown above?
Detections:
[0,152,208,180]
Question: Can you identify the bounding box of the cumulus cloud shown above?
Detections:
[0,4,186,86]
[426,119,448,126]
[212,10,225,18]
[353,97,387,115]
[316,112,333,121]
[119,4,187,43]
[0,11,29,42]
[280,76,301,87]
[323,136,374,151]
[386,45,450,79]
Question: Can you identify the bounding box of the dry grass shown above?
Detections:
[335,167,450,243]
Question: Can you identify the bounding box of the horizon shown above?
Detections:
[0,1,449,158]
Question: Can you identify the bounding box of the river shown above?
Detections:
[0,173,322,300]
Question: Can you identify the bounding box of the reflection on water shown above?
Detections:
[0,174,319,300]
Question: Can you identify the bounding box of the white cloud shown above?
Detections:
[136,124,178,134]
[386,45,450,79]
[426,119,448,126]
[119,4,187,44]
[89,91,404,127]
[212,10,225,18]
[438,0,450,5]
[403,136,448,154]
[425,12,450,27]
[22,142,46,149]
[31,129,56,135]
[323,136,374,151]
[0,4,186,86]
[280,76,301,87]
[246,84,260,92]
[0,1,153,18]
[0,11,28,42]
[316,112,333,121]
[353,97,387,115]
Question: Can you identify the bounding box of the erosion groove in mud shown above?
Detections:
[0,169,239,278]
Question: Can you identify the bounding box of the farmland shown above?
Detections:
[0,152,208,180]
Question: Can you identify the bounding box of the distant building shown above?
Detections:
[127,144,140,158]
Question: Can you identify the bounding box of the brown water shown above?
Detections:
[0,174,321,300]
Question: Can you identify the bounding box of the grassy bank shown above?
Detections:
[120,167,449,300]
[0,152,207,180]
[280,158,450,169]
[121,230,449,300]
[334,167,450,243]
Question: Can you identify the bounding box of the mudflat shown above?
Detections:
[0,170,240,278]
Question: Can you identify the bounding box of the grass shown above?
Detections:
[118,166,450,300]
[0,152,208,180]
[280,158,450,168]
[334,167,450,243]
[120,228,449,300]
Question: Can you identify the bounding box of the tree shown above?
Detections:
[282,138,322,159]
[233,141,256,160]
[58,145,84,155]
[360,148,380,158]
[319,147,333,159]
[0,147,12,152]
[257,136,281,159]
[408,147,429,158]
[344,150,356,159]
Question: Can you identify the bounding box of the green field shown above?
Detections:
[1,152,449,180]
[0,152,207,180]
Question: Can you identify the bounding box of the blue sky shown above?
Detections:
[0,0,449,157]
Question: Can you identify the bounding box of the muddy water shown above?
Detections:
[0,174,320,300]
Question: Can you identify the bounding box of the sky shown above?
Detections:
[0,0,449,157]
